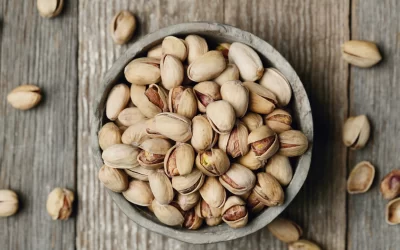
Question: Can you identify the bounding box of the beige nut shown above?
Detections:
[0,189,18,217]
[288,240,321,250]
[191,115,218,152]
[162,36,188,61]
[193,81,221,113]
[219,163,256,195]
[102,144,140,169]
[199,177,226,208]
[343,115,370,150]
[98,165,129,193]
[195,148,230,177]
[183,208,203,230]
[218,121,249,158]
[148,170,174,205]
[228,42,264,81]
[187,51,227,82]
[137,138,172,170]
[121,120,151,146]
[147,44,163,60]
[213,64,240,86]
[259,68,292,106]
[243,81,277,115]
[386,197,400,225]
[264,109,292,133]
[146,112,192,142]
[124,166,155,181]
[46,187,74,220]
[124,57,161,85]
[106,84,130,121]
[117,107,146,127]
[278,130,309,157]
[220,80,249,117]
[248,125,279,161]
[152,200,185,226]
[267,217,303,243]
[160,54,184,90]
[7,84,42,110]
[98,122,122,150]
[206,100,236,134]
[221,196,248,228]
[123,180,154,206]
[130,84,168,118]
[347,161,375,194]
[168,86,198,119]
[237,150,264,171]
[37,0,63,18]
[110,10,136,44]
[241,112,263,132]
[164,143,195,177]
[172,169,205,195]
[380,169,400,200]
[265,154,293,186]
[185,35,208,65]
[176,192,200,211]
[254,172,284,206]
[341,40,382,68]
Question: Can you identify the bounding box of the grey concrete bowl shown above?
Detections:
[92,22,313,244]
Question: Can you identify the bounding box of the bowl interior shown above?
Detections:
[92,22,313,244]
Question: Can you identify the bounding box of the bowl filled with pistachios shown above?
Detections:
[92,22,313,244]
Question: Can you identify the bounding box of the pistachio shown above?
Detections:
[216,43,230,59]
[259,68,292,106]
[185,35,209,64]
[254,172,284,206]
[279,130,309,157]
[221,196,248,228]
[343,115,370,150]
[148,170,174,205]
[267,217,302,243]
[7,84,42,110]
[121,120,151,146]
[122,180,154,206]
[0,190,18,217]
[102,144,140,169]
[265,154,293,186]
[98,165,129,192]
[176,192,200,211]
[199,177,226,208]
[241,112,263,132]
[380,169,400,200]
[206,100,236,134]
[248,125,279,161]
[218,121,249,158]
[146,112,192,142]
[191,115,218,152]
[98,122,122,150]
[288,240,321,250]
[160,54,184,90]
[243,81,277,114]
[110,10,136,45]
[164,143,195,177]
[46,187,74,220]
[162,36,188,61]
[213,64,240,86]
[152,200,185,226]
[124,166,155,181]
[386,197,400,225]
[219,163,256,195]
[37,0,63,18]
[117,107,146,127]
[195,198,222,225]
[264,109,292,133]
[341,40,382,68]
[228,42,264,81]
[347,161,375,194]
[147,44,163,60]
[246,191,265,213]
[220,80,249,117]
[193,81,221,113]
[168,86,197,119]
[183,208,203,230]
[195,148,230,177]
[106,84,130,121]
[187,51,227,82]
[237,150,264,170]
[205,217,223,226]
[172,169,205,195]
[124,57,161,85]
[130,84,168,118]
[137,138,172,169]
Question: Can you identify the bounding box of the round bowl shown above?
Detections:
[92,22,313,244]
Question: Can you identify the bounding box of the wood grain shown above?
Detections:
[0,1,78,250]
[348,0,400,250]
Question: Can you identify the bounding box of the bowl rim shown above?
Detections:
[92,22,313,244]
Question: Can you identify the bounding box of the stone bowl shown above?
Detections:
[92,22,313,244]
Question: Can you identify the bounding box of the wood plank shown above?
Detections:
[0,1,78,250]
[348,1,400,249]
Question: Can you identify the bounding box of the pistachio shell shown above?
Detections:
[220,80,249,117]
[137,138,172,169]
[219,163,256,195]
[221,196,248,228]
[243,81,277,114]
[172,169,205,195]
[199,177,226,208]
[117,107,146,127]
[98,165,128,192]
[267,217,303,243]
[191,115,218,152]
[121,120,151,146]
[254,172,284,206]
[195,148,230,177]
[164,143,195,177]
[122,180,154,206]
[347,161,375,194]
[7,84,42,110]
[37,0,64,18]
[343,115,370,150]
[237,150,264,170]
[98,122,122,150]
[246,191,265,213]
[259,68,292,106]
[168,86,197,119]
[195,198,222,219]
[216,43,230,59]
[341,40,382,68]
[248,125,279,161]
[146,112,192,142]
[46,187,74,220]
[176,192,200,211]
[162,36,188,61]
[148,170,174,205]
[183,208,203,230]
[109,10,136,45]
[152,200,185,226]
[205,217,223,226]
[130,84,168,118]
[0,190,18,217]
[218,121,249,158]
[124,57,161,85]
[264,109,292,133]
[278,130,309,157]
[241,112,263,132]
[193,81,221,113]
[102,144,140,169]
[386,197,400,225]
[288,240,321,250]
[265,154,293,186]
[185,35,208,65]
[124,166,155,181]
[160,54,184,90]
[380,169,400,200]
[147,44,163,59]
[206,100,236,134]
[228,42,264,81]
[187,51,227,82]
[106,84,130,121]
[213,64,240,86]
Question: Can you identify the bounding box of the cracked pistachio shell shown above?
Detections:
[195,148,230,177]
[46,188,74,220]
[289,240,321,250]
[137,138,172,169]
[117,107,146,127]
[254,172,284,206]
[213,64,240,86]
[279,130,309,157]
[0,190,18,217]
[168,86,197,119]
[219,163,256,195]
[176,192,200,211]
[110,10,136,45]
[237,150,264,170]
[241,112,263,132]
[122,180,154,206]
[37,0,63,18]
[164,143,195,177]
[347,161,375,194]
[191,115,218,152]
[172,169,205,195]
[243,81,277,115]
[222,196,248,228]
[264,109,292,133]
[220,80,249,117]
[98,165,128,193]
[193,81,221,113]
[343,115,370,150]
[265,154,293,186]
[341,40,382,68]
[246,190,265,213]
[267,217,303,243]
[206,100,236,134]
[228,42,264,81]
[124,57,161,85]
[162,36,188,61]
[7,84,42,110]
[131,84,168,118]
[124,166,155,181]
[148,170,174,205]
[259,68,292,106]
[160,54,184,90]
[218,121,249,158]
[147,44,163,59]
[102,144,140,169]
[199,177,226,208]
[187,51,227,82]
[386,197,400,225]
[121,120,151,146]
[195,198,222,219]
[185,35,208,65]
[380,169,400,200]
[146,112,192,142]
[248,125,279,161]
[98,122,122,150]
[106,84,130,121]
[183,208,203,230]
[153,200,185,226]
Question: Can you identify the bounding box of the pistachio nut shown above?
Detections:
[183,208,203,230]
[213,64,240,86]
[124,57,161,85]
[267,217,303,243]
[162,36,188,61]
[228,42,264,81]
[195,198,222,222]
[122,180,154,206]
[195,148,230,177]
[341,40,382,68]
[199,177,226,208]
[98,165,129,193]
[191,115,218,152]
[220,80,249,117]
[98,122,122,150]
[168,86,197,119]
[237,150,264,170]
[380,169,400,200]
[46,187,74,220]
[121,120,151,146]
[216,43,230,59]
[278,130,309,157]
[187,51,227,82]
[164,143,195,177]
[152,200,184,226]
[265,154,293,186]
[259,68,292,106]
[221,196,248,228]
[206,100,236,134]
[219,163,256,195]
[218,121,249,158]
[148,170,174,205]
[347,161,375,194]
[147,44,163,60]
[241,112,263,132]
[243,81,277,115]
[288,240,321,250]
[193,81,221,113]
[117,107,146,127]
[185,35,209,65]
[386,197,400,225]
[106,84,130,121]
[110,10,136,45]
[205,217,223,226]
[130,84,168,118]
[137,138,172,169]
[146,112,192,142]
[176,192,200,211]
[37,0,63,18]
[172,169,205,195]
[0,190,18,217]
[343,115,370,150]
[264,109,292,133]
[248,125,279,161]
[124,166,155,181]
[246,191,265,213]
[102,144,140,169]
[254,172,284,206]
[7,84,42,110]
[160,54,184,90]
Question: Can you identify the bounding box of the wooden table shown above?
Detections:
[0,0,399,249]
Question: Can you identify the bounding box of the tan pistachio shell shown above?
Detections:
[185,35,208,65]
[146,112,192,142]
[219,163,256,195]
[193,81,221,113]
[130,84,168,118]
[176,192,201,211]
[254,172,284,206]
[102,144,140,169]
[265,154,293,186]
[341,40,382,68]
[121,120,151,146]
[172,169,205,195]
[124,57,161,85]
[243,81,277,115]
[98,165,128,193]
[137,138,172,169]
[246,190,265,213]
[147,44,162,59]
[221,196,248,228]
[195,148,230,177]
[206,100,236,134]
[148,170,174,205]
[248,125,279,161]
[122,180,154,206]
[205,217,223,226]
[380,169,400,200]
[195,198,222,219]
[0,189,18,217]
[267,217,303,243]
[264,109,292,133]
[162,36,188,61]
[168,86,197,119]
[343,115,370,150]
[124,166,155,181]
[347,161,375,194]
[106,84,130,121]
[7,84,42,110]
[109,10,136,45]
[152,200,185,226]
[187,50,227,82]
[220,80,249,117]
[218,121,249,158]
[288,240,321,250]
[164,143,195,177]
[117,107,146,127]
[213,64,240,86]
[278,130,309,157]
[386,197,400,225]
[191,115,218,152]
[228,42,264,81]
[259,68,292,106]
[37,0,64,18]
[241,112,263,132]
[237,150,264,170]
[199,177,227,208]
[183,209,204,230]
[98,122,122,150]
[46,187,74,220]
[160,54,184,90]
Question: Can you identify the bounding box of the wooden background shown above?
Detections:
[0,0,399,249]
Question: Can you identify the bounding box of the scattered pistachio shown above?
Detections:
[341,40,382,68]
[386,197,400,225]
[267,217,302,243]
[347,161,375,194]
[289,240,321,250]
[46,187,74,220]
[7,84,42,110]
[37,0,64,18]
[380,169,400,200]
[343,115,370,149]
[110,10,136,45]
[0,190,18,217]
